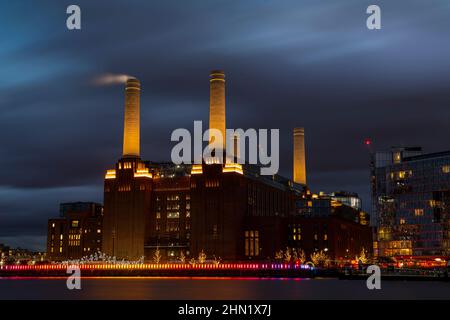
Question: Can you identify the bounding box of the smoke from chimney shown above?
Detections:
[92,73,132,86]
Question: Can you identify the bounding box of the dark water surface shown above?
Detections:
[1,277,450,300]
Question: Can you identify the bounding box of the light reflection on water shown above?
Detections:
[1,277,450,300]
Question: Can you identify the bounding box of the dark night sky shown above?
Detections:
[1,0,450,250]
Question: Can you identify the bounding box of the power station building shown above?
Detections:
[98,70,371,263]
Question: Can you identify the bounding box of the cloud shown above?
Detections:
[92,73,133,86]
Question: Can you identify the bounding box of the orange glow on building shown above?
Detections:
[134,168,153,178]
[105,169,116,179]
[190,164,203,175]
[222,163,243,174]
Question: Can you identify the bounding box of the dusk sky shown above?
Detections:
[1,0,450,250]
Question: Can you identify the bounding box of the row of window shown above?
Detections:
[156,194,191,201]
[206,180,220,188]
[155,221,191,232]
[119,162,133,169]
[49,246,63,253]
[156,211,191,219]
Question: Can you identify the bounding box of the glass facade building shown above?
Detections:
[371,147,450,259]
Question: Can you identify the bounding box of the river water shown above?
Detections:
[1,277,450,299]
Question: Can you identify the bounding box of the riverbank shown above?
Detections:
[2,263,450,281]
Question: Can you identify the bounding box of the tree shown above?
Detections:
[275,250,284,261]
[310,250,330,268]
[153,247,162,264]
[292,249,298,262]
[179,251,186,264]
[213,255,221,266]
[297,249,306,265]
[198,250,207,264]
[356,247,369,264]
[284,247,292,263]
[189,258,196,265]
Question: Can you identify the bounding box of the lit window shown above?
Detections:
[97,229,101,233]
[124,162,131,169]
[324,234,328,241]
[393,152,401,164]
[71,220,79,228]
[429,200,441,208]
[167,211,180,219]
[414,209,424,216]
[166,221,179,232]
[291,225,301,241]
[244,230,259,257]
[52,223,55,228]
[400,218,406,225]
[443,165,450,174]
[118,185,131,192]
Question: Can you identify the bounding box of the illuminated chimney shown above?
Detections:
[122,78,140,158]
[209,70,226,149]
[233,133,240,162]
[293,127,306,185]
